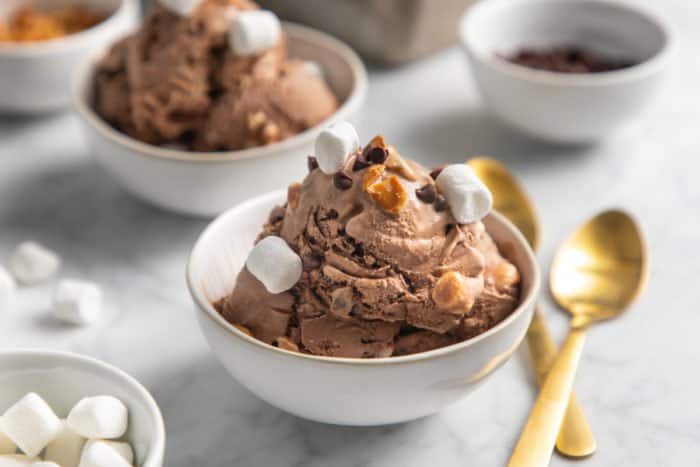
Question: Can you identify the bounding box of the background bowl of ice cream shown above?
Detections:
[459,0,671,143]
[0,0,139,113]
[73,21,367,218]
[187,190,540,426]
[0,349,165,466]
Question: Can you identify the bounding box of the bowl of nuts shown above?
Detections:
[0,0,139,113]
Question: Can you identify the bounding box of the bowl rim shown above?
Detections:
[186,189,541,367]
[459,0,673,87]
[71,21,368,164]
[0,348,166,466]
[0,0,138,56]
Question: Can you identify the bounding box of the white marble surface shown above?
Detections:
[1,0,699,465]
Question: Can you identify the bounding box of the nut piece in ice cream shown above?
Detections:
[362,165,408,213]
[215,132,521,358]
[432,271,483,312]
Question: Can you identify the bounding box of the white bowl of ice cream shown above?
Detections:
[0,0,139,113]
[73,1,367,218]
[187,134,540,425]
[0,349,165,466]
[459,0,672,143]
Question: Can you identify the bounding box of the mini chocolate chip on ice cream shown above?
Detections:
[215,123,521,358]
[94,0,338,151]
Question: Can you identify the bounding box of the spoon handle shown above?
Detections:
[508,326,587,467]
[526,310,596,457]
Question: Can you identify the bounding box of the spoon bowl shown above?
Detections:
[551,210,649,322]
[468,158,540,250]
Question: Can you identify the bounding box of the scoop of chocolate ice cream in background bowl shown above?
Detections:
[0,0,139,113]
[186,134,540,425]
[72,1,367,217]
[459,0,672,144]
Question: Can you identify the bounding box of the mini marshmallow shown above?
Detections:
[435,164,493,224]
[78,442,131,467]
[303,61,324,78]
[52,279,103,325]
[0,393,62,458]
[0,455,35,467]
[84,440,133,464]
[66,396,128,440]
[31,462,60,467]
[246,236,302,294]
[229,10,281,56]
[9,242,60,285]
[0,419,15,455]
[0,266,16,299]
[158,0,201,16]
[44,420,86,467]
[314,121,360,174]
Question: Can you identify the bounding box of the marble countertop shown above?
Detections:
[1,0,698,465]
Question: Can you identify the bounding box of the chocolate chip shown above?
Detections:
[430,166,445,180]
[366,146,388,164]
[352,153,370,171]
[302,255,322,271]
[445,224,454,235]
[434,195,449,212]
[307,156,319,172]
[334,172,353,190]
[415,184,437,203]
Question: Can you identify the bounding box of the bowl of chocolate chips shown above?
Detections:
[459,0,672,143]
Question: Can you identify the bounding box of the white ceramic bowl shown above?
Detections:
[187,190,540,426]
[459,0,672,143]
[0,349,165,466]
[73,23,367,218]
[0,0,138,113]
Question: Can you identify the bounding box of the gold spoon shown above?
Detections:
[468,158,596,457]
[508,209,649,467]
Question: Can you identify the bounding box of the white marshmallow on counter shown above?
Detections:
[0,419,15,454]
[246,236,302,294]
[303,60,324,78]
[78,441,132,467]
[52,279,103,325]
[158,0,201,16]
[66,396,128,440]
[0,393,62,458]
[314,121,360,174]
[31,462,60,467]
[0,266,16,299]
[229,10,281,56]
[9,242,60,285]
[435,164,493,224]
[44,420,86,467]
[0,455,36,467]
[84,440,133,464]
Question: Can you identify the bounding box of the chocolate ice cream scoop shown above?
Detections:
[94,0,338,150]
[215,131,521,358]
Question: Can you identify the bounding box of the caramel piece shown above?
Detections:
[432,271,477,311]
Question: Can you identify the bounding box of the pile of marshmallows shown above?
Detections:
[243,121,493,297]
[159,0,285,57]
[0,242,102,326]
[0,393,133,467]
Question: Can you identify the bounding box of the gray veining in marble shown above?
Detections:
[1,0,699,465]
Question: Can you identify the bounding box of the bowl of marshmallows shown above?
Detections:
[0,349,165,467]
